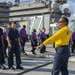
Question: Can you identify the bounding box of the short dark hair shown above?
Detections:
[33,29,36,32]
[8,23,11,25]
[42,27,45,30]
[61,17,69,25]
[23,25,26,28]
[12,22,17,24]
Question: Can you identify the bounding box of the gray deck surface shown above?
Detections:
[0,42,75,75]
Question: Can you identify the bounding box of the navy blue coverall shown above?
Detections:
[0,28,5,65]
[7,28,21,67]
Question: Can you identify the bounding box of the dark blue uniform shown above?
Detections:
[0,28,5,65]
[3,31,8,57]
[52,45,70,75]
[7,28,21,67]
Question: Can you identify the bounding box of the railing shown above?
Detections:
[0,13,9,17]
[0,18,9,21]
[0,8,9,12]
[20,0,35,3]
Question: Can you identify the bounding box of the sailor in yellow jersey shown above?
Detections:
[36,17,71,75]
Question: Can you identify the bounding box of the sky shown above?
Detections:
[0,0,26,3]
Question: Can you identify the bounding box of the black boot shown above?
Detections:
[0,65,7,70]
[16,66,24,69]
[8,66,15,70]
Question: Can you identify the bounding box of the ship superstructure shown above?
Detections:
[0,0,71,34]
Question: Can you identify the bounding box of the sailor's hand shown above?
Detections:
[72,42,73,44]
[36,44,44,51]
[8,43,12,48]
[36,46,40,51]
